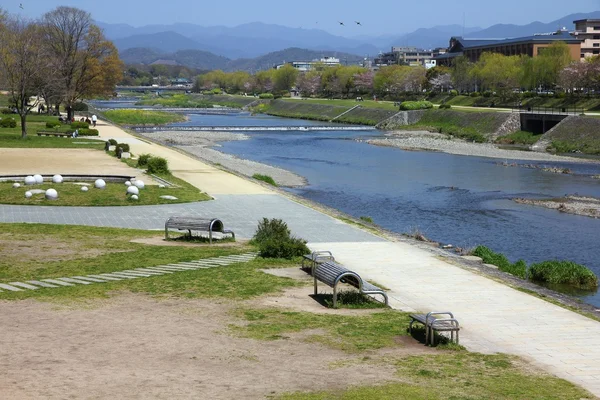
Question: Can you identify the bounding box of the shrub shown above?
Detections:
[70,121,89,129]
[146,156,170,174]
[258,237,310,259]
[472,246,527,279]
[399,101,434,111]
[137,153,152,167]
[483,91,493,98]
[116,143,130,153]
[72,102,89,111]
[259,93,274,99]
[252,174,277,186]
[77,128,99,136]
[252,218,291,244]
[470,92,480,97]
[529,261,598,290]
[0,118,17,128]
[211,88,222,94]
[439,104,452,109]
[1,108,14,114]
[108,139,118,146]
[449,89,458,96]
[45,121,61,129]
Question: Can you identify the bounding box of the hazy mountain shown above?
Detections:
[227,47,364,72]
[468,11,600,38]
[113,31,212,53]
[119,48,164,65]
[388,25,482,49]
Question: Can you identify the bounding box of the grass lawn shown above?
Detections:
[102,109,186,125]
[0,175,210,206]
[0,114,104,149]
[0,223,301,301]
[283,97,398,111]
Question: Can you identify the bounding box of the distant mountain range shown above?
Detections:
[104,11,600,71]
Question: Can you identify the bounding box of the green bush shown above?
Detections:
[438,104,452,109]
[1,108,15,114]
[146,156,169,174]
[77,128,98,136]
[116,143,130,153]
[449,89,458,96]
[72,102,88,111]
[529,261,598,290]
[470,92,480,97]
[252,218,291,244]
[252,174,277,186]
[258,237,310,259]
[0,117,17,128]
[483,91,493,98]
[137,153,152,167]
[472,246,527,279]
[108,139,118,146]
[211,88,222,95]
[45,121,61,129]
[399,101,434,111]
[70,121,89,129]
[259,93,274,99]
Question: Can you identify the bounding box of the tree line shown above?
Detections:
[191,42,600,102]
[0,7,123,137]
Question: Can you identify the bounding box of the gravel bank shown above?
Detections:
[368,131,600,164]
[139,130,307,187]
[515,195,600,219]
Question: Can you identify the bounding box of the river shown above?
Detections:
[93,102,600,306]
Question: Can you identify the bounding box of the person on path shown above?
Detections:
[91,114,97,127]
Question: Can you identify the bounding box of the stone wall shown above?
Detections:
[375,111,426,129]
[492,113,521,140]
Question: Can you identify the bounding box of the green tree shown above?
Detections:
[533,41,573,89]
[471,53,522,100]
[273,64,298,93]
[450,56,475,93]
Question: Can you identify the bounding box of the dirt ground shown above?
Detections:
[0,289,433,400]
[0,148,146,178]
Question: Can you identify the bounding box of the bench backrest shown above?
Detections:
[165,216,224,232]
[314,261,362,288]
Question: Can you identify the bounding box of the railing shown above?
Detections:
[511,105,584,115]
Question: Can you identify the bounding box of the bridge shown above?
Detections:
[512,106,583,134]
[115,86,191,92]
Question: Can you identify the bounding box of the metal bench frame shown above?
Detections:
[301,251,335,270]
[313,260,388,308]
[164,216,235,244]
[37,131,71,137]
[409,311,460,346]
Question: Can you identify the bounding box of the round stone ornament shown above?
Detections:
[34,174,43,184]
[45,188,59,200]
[134,180,145,190]
[24,176,36,185]
[13,183,21,188]
[25,191,33,198]
[94,179,106,189]
[52,174,63,183]
[131,195,139,200]
[81,186,89,192]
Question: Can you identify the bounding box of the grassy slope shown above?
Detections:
[136,94,256,109]
[102,109,186,125]
[430,94,600,111]
[543,116,600,154]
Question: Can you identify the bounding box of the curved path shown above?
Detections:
[1,119,600,397]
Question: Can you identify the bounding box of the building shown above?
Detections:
[435,30,582,66]
[573,19,600,59]
[374,47,443,68]
[275,57,341,72]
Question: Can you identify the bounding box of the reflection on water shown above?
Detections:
[92,101,600,307]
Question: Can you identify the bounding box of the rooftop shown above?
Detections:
[452,31,581,50]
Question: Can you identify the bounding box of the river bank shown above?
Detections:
[367,131,600,163]
[137,130,307,187]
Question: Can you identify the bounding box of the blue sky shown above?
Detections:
[5,0,600,36]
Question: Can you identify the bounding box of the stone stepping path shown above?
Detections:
[0,253,257,293]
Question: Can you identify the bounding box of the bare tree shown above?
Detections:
[41,7,122,120]
[0,15,45,138]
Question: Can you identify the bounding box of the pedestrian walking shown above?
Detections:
[91,114,97,127]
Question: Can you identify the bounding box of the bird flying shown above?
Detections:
[19,3,24,9]
[338,21,345,26]
[355,21,362,26]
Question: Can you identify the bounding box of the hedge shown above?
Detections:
[399,101,434,111]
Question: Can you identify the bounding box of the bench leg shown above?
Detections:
[209,230,212,244]
[314,275,318,296]
[333,283,338,308]
[425,325,429,346]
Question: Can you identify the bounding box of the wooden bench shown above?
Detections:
[164,216,235,244]
[301,251,335,271]
[409,312,460,346]
[313,260,388,308]
[37,131,71,137]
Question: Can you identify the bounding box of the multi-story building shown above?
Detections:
[573,19,600,59]
[435,30,582,66]
[275,57,341,72]
[374,47,442,68]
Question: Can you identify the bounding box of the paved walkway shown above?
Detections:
[2,119,600,396]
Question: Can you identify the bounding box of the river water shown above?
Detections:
[93,102,600,306]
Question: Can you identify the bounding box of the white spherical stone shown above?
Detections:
[134,180,145,189]
[34,174,43,184]
[94,179,106,189]
[25,191,33,198]
[24,176,36,185]
[126,186,139,196]
[131,195,139,201]
[12,183,21,188]
[159,184,166,189]
[45,188,58,200]
[125,181,132,186]
[52,174,63,183]
[81,186,89,192]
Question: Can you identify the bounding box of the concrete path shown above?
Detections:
[2,119,600,396]
[311,242,600,397]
